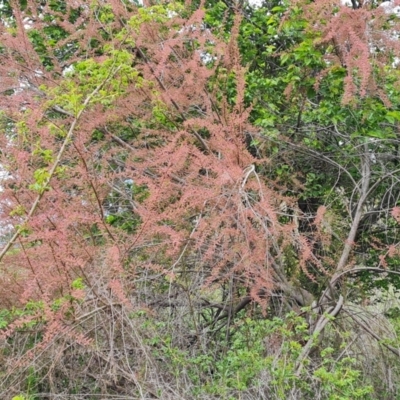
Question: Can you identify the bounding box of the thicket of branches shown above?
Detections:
[1,0,400,398]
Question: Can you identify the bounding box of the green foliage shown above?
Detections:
[130,310,374,399]
[314,355,373,399]
[29,168,50,194]
[0,301,43,332]
[105,211,141,233]
[71,277,85,290]
[0,309,10,329]
[46,48,141,116]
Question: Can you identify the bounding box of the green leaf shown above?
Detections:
[386,110,400,122]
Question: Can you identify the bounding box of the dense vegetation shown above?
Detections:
[2,0,400,398]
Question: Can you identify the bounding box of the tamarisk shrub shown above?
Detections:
[0,1,306,395]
